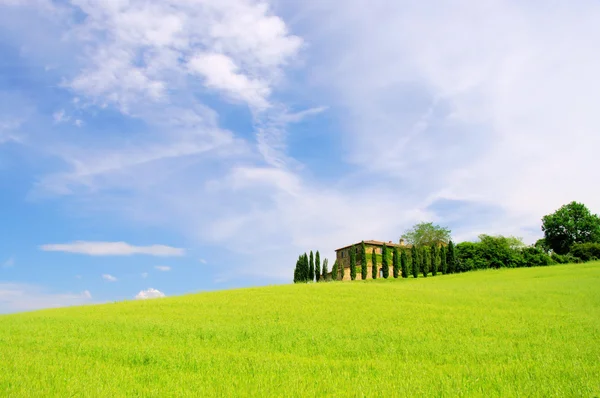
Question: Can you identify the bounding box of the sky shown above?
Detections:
[1,0,599,313]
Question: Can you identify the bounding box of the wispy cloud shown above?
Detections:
[0,283,92,314]
[154,266,171,272]
[40,241,185,257]
[135,288,165,300]
[2,257,14,268]
[102,274,117,282]
[141,272,148,279]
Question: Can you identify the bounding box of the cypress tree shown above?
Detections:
[302,253,309,282]
[322,258,329,281]
[361,241,368,280]
[315,251,321,282]
[371,248,378,279]
[392,248,399,278]
[422,246,429,277]
[401,249,408,278]
[350,245,357,280]
[293,256,301,283]
[411,245,419,278]
[431,243,438,276]
[331,260,339,281]
[382,244,389,279]
[440,245,447,274]
[309,251,315,282]
[447,241,456,273]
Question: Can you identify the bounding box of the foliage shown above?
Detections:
[401,222,452,247]
[569,242,600,262]
[340,258,345,280]
[411,245,419,278]
[350,246,357,280]
[371,248,378,279]
[447,241,456,274]
[430,243,438,276]
[331,260,339,281]
[534,238,550,253]
[421,246,429,277]
[309,251,315,282]
[440,246,447,274]
[381,244,389,279]
[293,256,301,283]
[361,241,368,280]
[322,259,329,281]
[400,250,408,278]
[542,201,600,254]
[315,251,321,282]
[392,248,399,278]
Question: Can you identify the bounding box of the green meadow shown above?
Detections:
[1,263,599,397]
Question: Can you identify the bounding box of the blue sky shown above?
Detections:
[1,0,600,313]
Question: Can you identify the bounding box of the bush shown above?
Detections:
[569,242,600,262]
[401,250,408,278]
[521,247,555,267]
[371,248,378,279]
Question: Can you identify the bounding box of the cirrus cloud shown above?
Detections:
[40,241,185,257]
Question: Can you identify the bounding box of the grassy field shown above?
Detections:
[1,263,599,397]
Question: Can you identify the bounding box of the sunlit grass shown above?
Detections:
[1,262,599,396]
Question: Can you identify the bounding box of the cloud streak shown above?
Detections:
[40,241,185,257]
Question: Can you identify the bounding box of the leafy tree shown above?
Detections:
[392,248,399,278]
[315,251,321,282]
[361,241,368,280]
[431,243,438,276]
[371,248,378,279]
[422,246,429,277]
[381,244,389,279]
[440,245,447,274]
[322,258,329,281]
[401,222,452,247]
[309,251,315,282]
[447,241,456,273]
[542,201,600,254]
[350,245,357,280]
[534,238,550,253]
[401,249,408,278]
[411,245,419,278]
[569,242,600,262]
[331,260,339,281]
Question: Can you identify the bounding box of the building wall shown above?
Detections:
[335,243,406,280]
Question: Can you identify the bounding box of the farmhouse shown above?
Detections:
[334,240,410,280]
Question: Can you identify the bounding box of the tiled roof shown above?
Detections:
[335,240,410,251]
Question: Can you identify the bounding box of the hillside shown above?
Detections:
[1,263,599,396]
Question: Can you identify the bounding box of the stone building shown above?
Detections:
[334,240,410,280]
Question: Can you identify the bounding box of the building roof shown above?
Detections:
[335,240,410,251]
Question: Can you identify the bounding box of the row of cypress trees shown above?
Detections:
[293,250,329,283]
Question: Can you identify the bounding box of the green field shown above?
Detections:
[1,263,599,397]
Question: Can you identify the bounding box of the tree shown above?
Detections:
[447,241,456,273]
[322,258,329,281]
[401,222,452,247]
[430,243,438,276]
[411,245,419,278]
[350,245,357,280]
[440,246,447,274]
[401,249,408,278]
[315,251,321,282]
[422,246,429,277]
[361,241,368,280]
[331,260,339,281]
[294,257,301,283]
[340,259,346,280]
[309,251,315,282]
[392,248,399,278]
[381,244,389,279]
[542,201,600,254]
[371,248,378,279]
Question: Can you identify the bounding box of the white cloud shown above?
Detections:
[135,288,165,300]
[40,241,185,256]
[0,283,92,313]
[198,258,207,264]
[74,119,83,127]
[141,272,148,279]
[2,257,14,268]
[52,109,70,123]
[154,266,171,272]
[102,274,117,282]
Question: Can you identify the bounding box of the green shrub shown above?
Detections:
[411,245,419,278]
[569,242,600,262]
[382,244,389,279]
[350,246,357,280]
[401,249,408,278]
[371,248,378,279]
[392,248,399,278]
[361,242,368,280]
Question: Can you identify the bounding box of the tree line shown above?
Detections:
[293,201,600,282]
